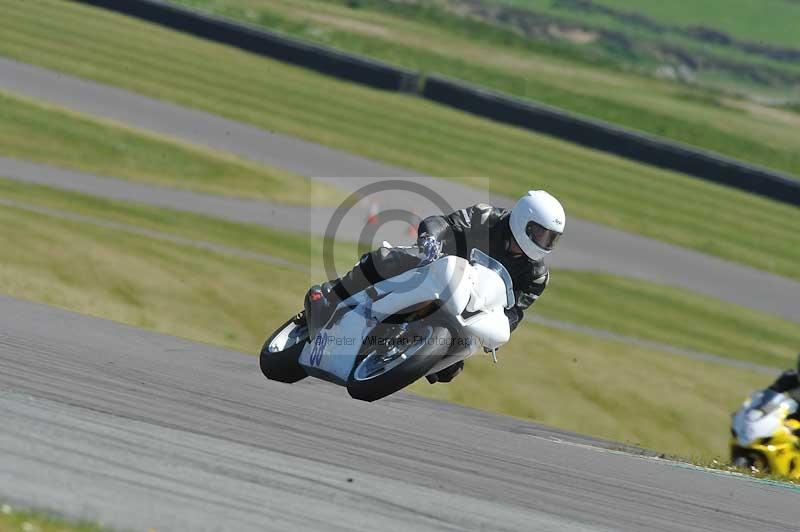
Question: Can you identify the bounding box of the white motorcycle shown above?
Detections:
[260,248,514,401]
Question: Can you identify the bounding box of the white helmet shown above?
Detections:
[509,190,565,261]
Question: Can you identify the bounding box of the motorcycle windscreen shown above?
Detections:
[469,248,515,309]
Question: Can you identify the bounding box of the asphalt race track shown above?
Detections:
[1,58,800,322]
[1,295,798,532]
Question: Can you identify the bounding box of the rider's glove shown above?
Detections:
[419,234,443,263]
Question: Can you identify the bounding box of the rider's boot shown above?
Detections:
[304,246,420,338]
[425,360,464,384]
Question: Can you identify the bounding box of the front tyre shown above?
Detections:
[260,313,309,384]
[346,323,452,402]
[731,456,754,470]
[730,446,767,472]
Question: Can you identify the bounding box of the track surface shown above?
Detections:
[1,296,798,532]
[2,58,800,321]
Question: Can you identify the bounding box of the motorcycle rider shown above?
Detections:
[305,190,566,383]
[767,354,800,419]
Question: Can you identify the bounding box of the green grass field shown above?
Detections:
[488,0,800,62]
[410,323,767,461]
[170,0,800,175]
[0,90,336,204]
[3,0,800,282]
[0,503,104,532]
[554,0,800,48]
[534,272,800,369]
[1,177,795,459]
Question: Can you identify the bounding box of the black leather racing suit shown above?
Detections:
[768,369,800,421]
[414,202,550,331]
[317,203,549,352]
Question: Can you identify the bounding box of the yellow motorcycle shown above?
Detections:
[730,389,800,478]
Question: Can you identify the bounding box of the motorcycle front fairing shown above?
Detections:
[732,390,798,446]
[461,249,513,350]
[298,255,472,384]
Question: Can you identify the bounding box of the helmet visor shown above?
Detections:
[525,221,561,251]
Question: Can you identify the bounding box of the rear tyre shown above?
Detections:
[260,313,309,384]
[346,323,452,402]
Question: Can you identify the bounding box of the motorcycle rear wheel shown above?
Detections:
[346,323,452,402]
[260,313,309,384]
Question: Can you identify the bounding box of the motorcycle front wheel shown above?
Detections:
[260,312,309,384]
[730,447,768,472]
[346,322,452,402]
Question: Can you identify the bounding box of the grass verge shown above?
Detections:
[0,196,308,350]
[170,0,800,175]
[409,321,766,461]
[0,503,104,532]
[0,90,334,205]
[2,0,799,281]
[0,178,795,459]
[535,271,800,368]
[0,178,358,273]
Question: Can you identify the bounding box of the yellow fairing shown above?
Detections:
[731,419,800,478]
